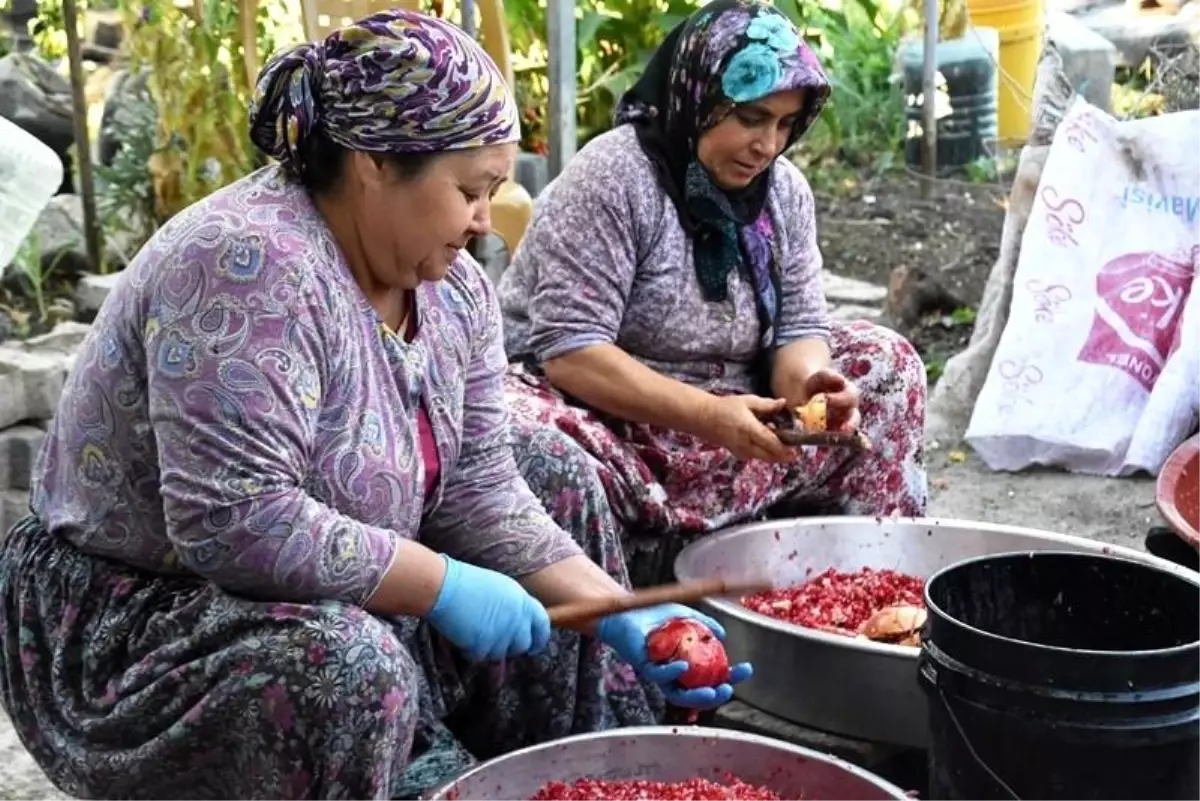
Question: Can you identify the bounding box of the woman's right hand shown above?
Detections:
[701,395,794,463]
[426,554,552,661]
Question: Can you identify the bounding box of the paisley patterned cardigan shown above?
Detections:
[31,166,582,604]
[499,124,831,394]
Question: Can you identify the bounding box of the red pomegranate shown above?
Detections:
[646,618,730,689]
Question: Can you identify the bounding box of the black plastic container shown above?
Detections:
[899,28,999,172]
[919,551,1200,800]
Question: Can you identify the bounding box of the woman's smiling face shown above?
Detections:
[695,87,807,191]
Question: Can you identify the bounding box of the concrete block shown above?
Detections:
[1073,4,1200,68]
[0,362,24,431]
[0,347,70,428]
[22,320,91,355]
[0,425,45,490]
[1048,10,1120,112]
[821,270,888,305]
[829,302,886,323]
[75,272,122,317]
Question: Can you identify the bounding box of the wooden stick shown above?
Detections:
[62,0,102,272]
[547,578,772,630]
[920,0,939,199]
[773,428,873,451]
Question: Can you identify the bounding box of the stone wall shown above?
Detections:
[0,321,89,533]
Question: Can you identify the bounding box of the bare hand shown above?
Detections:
[801,370,861,432]
[701,395,794,463]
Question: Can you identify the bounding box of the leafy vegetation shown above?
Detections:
[776,0,907,185]
[503,0,700,153]
[16,0,916,262]
[501,0,912,183]
[113,0,266,221]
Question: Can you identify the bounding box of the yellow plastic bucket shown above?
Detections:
[967,0,1044,142]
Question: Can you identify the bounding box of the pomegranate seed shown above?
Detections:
[742,567,924,635]
[530,774,782,800]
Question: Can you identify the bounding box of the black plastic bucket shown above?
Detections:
[919,551,1200,800]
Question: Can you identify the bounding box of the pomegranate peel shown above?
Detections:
[858,604,927,646]
[646,617,730,689]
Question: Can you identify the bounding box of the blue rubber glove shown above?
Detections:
[426,554,551,662]
[596,603,754,710]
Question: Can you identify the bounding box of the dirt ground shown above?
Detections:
[815,171,1008,376]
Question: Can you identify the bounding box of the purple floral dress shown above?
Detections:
[0,166,662,799]
[500,2,926,588]
[500,126,929,588]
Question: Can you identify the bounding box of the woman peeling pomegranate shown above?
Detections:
[499,0,928,598]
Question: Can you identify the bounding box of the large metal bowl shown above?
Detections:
[674,516,1200,748]
[425,726,908,800]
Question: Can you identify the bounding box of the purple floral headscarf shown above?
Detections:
[615,0,830,349]
[249,10,519,178]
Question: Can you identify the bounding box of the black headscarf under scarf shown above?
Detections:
[614,0,830,341]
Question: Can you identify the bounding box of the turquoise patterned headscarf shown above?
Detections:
[616,0,830,346]
[249,10,520,177]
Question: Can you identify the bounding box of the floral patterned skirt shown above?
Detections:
[506,321,929,588]
[0,512,663,799]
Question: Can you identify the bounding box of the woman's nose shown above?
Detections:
[765,125,788,157]
[468,201,492,238]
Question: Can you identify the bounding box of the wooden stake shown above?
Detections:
[921,0,939,199]
[62,0,102,271]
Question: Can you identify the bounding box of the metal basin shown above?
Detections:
[425,726,908,800]
[674,516,1200,748]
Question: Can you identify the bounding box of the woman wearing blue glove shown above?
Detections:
[0,13,750,801]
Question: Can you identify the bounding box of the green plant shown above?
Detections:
[107,0,308,221]
[963,156,994,183]
[77,1,301,249]
[94,74,159,268]
[947,305,976,325]
[25,0,78,62]
[925,355,945,382]
[503,0,702,152]
[0,0,12,57]
[1111,58,1170,119]
[10,230,67,323]
[776,0,906,182]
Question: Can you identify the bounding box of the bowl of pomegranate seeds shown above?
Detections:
[425,726,908,800]
[673,515,1197,749]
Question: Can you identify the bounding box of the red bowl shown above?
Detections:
[1157,434,1200,551]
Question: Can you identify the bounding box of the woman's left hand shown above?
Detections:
[799,369,861,432]
[596,603,754,710]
